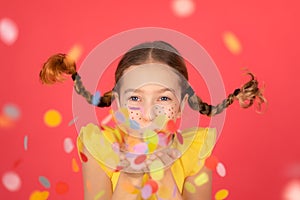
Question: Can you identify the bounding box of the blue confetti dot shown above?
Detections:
[115,111,125,123]
[129,120,140,130]
[3,104,20,120]
[38,176,51,189]
[92,91,101,106]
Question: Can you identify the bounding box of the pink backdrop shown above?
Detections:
[1,0,299,199]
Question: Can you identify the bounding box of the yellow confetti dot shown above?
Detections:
[44,109,62,127]
[158,185,171,199]
[215,189,229,200]
[194,172,209,186]
[121,182,139,194]
[72,158,79,172]
[184,181,196,193]
[94,190,105,200]
[29,190,49,200]
[149,160,164,181]
[223,31,242,55]
[67,45,82,62]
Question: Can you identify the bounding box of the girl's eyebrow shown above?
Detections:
[124,88,175,94]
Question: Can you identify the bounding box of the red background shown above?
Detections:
[1,0,299,199]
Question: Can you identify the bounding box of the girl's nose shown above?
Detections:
[142,104,164,121]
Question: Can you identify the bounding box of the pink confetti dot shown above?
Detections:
[216,162,226,177]
[0,18,18,45]
[63,137,74,153]
[2,171,21,192]
[141,184,152,199]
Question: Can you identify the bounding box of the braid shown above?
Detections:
[72,73,113,107]
[187,72,267,116]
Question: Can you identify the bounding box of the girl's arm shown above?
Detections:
[81,146,113,200]
[182,166,212,200]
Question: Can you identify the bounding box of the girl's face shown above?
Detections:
[115,63,187,128]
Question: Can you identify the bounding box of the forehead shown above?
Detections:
[117,63,182,92]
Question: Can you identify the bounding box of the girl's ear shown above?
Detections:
[112,91,121,108]
[177,94,189,118]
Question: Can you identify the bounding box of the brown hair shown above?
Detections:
[39,41,266,116]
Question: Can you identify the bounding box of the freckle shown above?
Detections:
[131,117,134,119]
[159,111,161,113]
[139,118,141,120]
[136,113,138,115]
[131,111,133,113]
[171,112,173,114]
[168,116,170,119]
[168,109,171,111]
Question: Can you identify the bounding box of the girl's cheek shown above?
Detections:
[127,106,143,122]
[153,104,179,120]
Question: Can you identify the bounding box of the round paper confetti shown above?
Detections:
[146,179,158,193]
[141,184,152,199]
[149,160,164,181]
[223,31,242,55]
[134,154,147,165]
[63,137,74,153]
[205,155,219,170]
[38,176,51,189]
[122,182,138,194]
[94,190,105,200]
[133,143,148,154]
[0,18,18,45]
[3,104,20,120]
[92,91,101,106]
[194,172,209,186]
[184,181,196,193]
[80,152,88,162]
[216,162,226,177]
[215,189,229,200]
[129,119,140,129]
[68,44,82,62]
[115,111,125,123]
[24,135,28,151]
[55,181,69,194]
[0,114,14,128]
[172,0,195,18]
[29,190,49,200]
[68,116,78,126]
[44,109,62,127]
[2,171,21,192]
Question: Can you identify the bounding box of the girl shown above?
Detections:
[40,41,266,200]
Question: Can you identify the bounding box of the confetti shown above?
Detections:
[101,114,112,125]
[184,181,196,193]
[171,0,195,18]
[134,154,147,165]
[38,176,51,189]
[29,190,49,200]
[194,172,209,186]
[133,143,148,154]
[146,179,158,193]
[115,111,125,123]
[176,132,183,144]
[215,189,229,200]
[94,190,105,200]
[24,135,28,151]
[3,104,20,120]
[205,155,219,170]
[68,44,82,62]
[0,114,14,128]
[80,152,88,162]
[141,184,152,199]
[216,162,226,177]
[166,120,177,133]
[55,181,69,194]
[129,119,140,129]
[283,180,300,200]
[149,160,164,181]
[153,115,167,128]
[44,109,62,127]
[223,31,242,55]
[0,18,18,45]
[63,137,74,153]
[2,171,21,192]
[72,158,80,172]
[92,91,101,106]
[158,133,168,147]
[68,116,78,126]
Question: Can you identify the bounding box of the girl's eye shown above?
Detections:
[159,96,171,101]
[129,96,140,101]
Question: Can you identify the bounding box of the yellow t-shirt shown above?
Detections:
[77,123,216,198]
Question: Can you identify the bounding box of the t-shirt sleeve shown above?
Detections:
[178,127,217,177]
